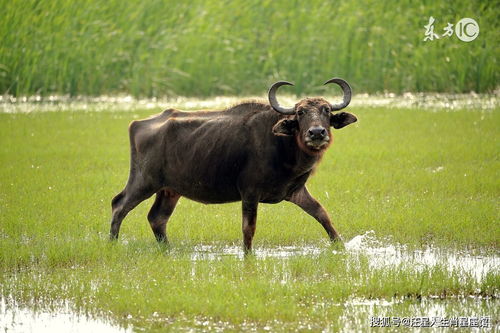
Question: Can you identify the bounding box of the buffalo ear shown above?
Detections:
[330,112,357,129]
[272,118,298,136]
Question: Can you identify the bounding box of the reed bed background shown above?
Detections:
[1,0,497,97]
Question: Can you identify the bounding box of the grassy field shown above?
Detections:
[1,0,498,97]
[0,101,498,330]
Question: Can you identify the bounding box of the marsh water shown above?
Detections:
[0,92,498,113]
[189,231,499,283]
[0,296,131,333]
[1,296,496,332]
[1,232,498,332]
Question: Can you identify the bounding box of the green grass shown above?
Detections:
[1,0,498,97]
[0,105,499,330]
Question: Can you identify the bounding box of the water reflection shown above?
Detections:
[0,297,130,333]
[2,232,498,332]
[345,231,499,283]
[339,297,496,331]
[2,296,495,332]
[187,231,499,283]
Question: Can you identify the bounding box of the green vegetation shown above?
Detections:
[0,104,498,330]
[1,0,497,329]
[1,0,498,97]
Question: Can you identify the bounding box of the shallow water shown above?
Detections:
[2,295,495,332]
[0,297,130,333]
[345,231,499,283]
[0,92,498,113]
[2,233,498,331]
[189,231,499,283]
[156,297,497,331]
[338,296,497,332]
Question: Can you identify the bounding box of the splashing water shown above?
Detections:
[1,233,498,331]
[345,230,499,283]
[186,231,499,283]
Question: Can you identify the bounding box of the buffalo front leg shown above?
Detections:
[288,186,342,243]
[110,183,156,240]
[147,188,180,243]
[241,200,258,254]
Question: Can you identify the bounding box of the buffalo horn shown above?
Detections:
[323,78,352,111]
[268,81,295,115]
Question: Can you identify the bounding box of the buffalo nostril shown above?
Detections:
[320,128,327,137]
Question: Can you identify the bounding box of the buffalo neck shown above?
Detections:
[280,134,323,177]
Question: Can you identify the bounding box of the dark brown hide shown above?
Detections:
[110,99,356,252]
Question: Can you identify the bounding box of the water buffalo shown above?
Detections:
[110,78,357,252]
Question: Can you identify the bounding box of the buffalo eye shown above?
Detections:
[322,105,330,113]
[297,109,305,116]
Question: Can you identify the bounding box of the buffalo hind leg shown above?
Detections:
[288,186,342,243]
[147,188,180,243]
[241,200,258,254]
[110,183,156,240]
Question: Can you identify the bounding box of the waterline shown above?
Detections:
[1,92,498,113]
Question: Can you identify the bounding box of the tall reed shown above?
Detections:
[0,0,497,97]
